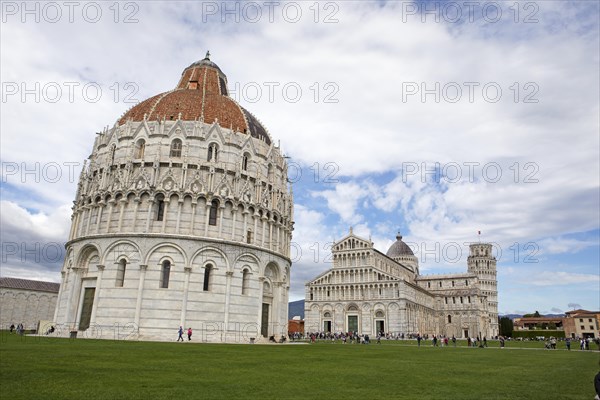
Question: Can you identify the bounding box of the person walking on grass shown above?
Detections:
[177,326,184,342]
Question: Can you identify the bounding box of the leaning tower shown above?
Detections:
[467,243,498,337]
[53,53,294,342]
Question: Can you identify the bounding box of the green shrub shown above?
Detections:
[511,330,565,339]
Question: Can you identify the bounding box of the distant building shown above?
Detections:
[0,277,60,330]
[513,317,564,331]
[563,309,600,339]
[288,318,304,335]
[304,230,498,339]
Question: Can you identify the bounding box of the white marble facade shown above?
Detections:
[54,55,293,342]
[304,231,498,339]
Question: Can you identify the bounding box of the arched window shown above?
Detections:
[156,195,165,221]
[242,153,249,171]
[246,230,253,244]
[116,259,126,287]
[135,139,145,159]
[448,315,452,324]
[203,264,212,291]
[207,143,218,162]
[209,199,219,226]
[160,260,171,288]
[267,164,273,182]
[170,139,182,157]
[324,312,331,318]
[241,269,250,295]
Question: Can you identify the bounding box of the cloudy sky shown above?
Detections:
[1,1,598,315]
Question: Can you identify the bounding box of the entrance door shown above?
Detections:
[376,320,385,334]
[463,329,469,338]
[324,321,332,333]
[348,315,358,333]
[79,288,95,331]
[261,303,269,337]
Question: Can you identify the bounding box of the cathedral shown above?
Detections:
[304,230,498,339]
[53,54,294,342]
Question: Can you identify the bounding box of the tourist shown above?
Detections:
[594,371,600,400]
[187,327,192,341]
[565,337,571,350]
[483,336,487,347]
[9,324,14,334]
[499,336,505,348]
[452,336,456,347]
[177,326,184,342]
[417,334,422,347]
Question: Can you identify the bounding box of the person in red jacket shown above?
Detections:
[187,327,192,341]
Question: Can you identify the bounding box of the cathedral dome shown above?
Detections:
[386,234,415,257]
[118,52,271,145]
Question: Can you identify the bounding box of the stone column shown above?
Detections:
[95,202,105,234]
[261,215,267,247]
[218,203,225,237]
[105,199,115,233]
[134,264,148,328]
[224,270,233,335]
[53,271,66,322]
[117,198,127,232]
[180,266,192,326]
[253,212,259,245]
[257,277,265,334]
[90,264,105,325]
[145,200,154,231]
[132,197,140,232]
[204,203,211,237]
[242,210,248,242]
[161,198,169,232]
[230,208,238,241]
[190,201,197,235]
[66,267,82,331]
[84,206,93,236]
[175,199,183,234]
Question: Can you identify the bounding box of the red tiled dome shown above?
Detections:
[118,54,271,145]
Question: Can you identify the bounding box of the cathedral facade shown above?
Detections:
[53,55,294,342]
[304,231,498,339]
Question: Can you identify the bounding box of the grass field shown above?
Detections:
[1,332,598,400]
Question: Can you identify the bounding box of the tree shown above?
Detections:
[498,316,514,337]
[523,311,542,318]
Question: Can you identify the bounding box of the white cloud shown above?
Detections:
[311,182,368,225]
[527,271,598,287]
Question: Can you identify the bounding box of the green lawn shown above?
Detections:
[1,332,598,399]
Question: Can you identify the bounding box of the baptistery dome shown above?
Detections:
[54,54,293,343]
[118,53,270,144]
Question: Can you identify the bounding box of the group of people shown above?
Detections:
[8,323,24,335]
[177,326,192,341]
